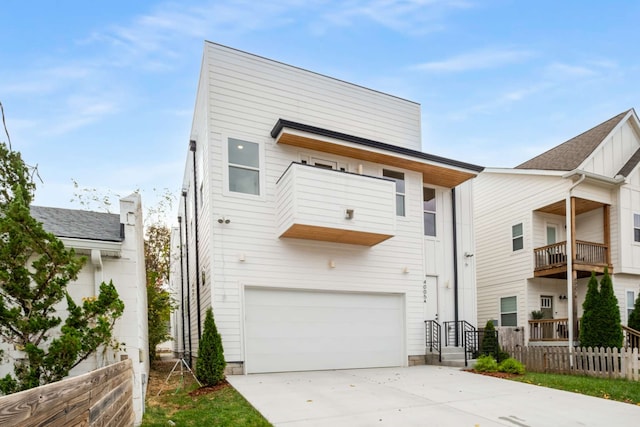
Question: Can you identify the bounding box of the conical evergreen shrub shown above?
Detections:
[580,268,622,349]
[196,308,226,386]
[598,268,623,348]
[579,272,599,348]
[628,293,640,332]
[481,320,499,357]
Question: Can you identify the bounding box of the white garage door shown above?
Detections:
[244,288,404,373]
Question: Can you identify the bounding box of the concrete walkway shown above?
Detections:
[228,365,640,426]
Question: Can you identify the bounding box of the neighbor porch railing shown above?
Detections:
[622,325,640,349]
[534,240,608,270]
[529,318,570,341]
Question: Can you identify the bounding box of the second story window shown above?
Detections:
[634,213,640,242]
[512,223,523,251]
[228,138,260,195]
[383,169,405,216]
[423,187,436,236]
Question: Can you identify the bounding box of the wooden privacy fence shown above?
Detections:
[0,359,134,427]
[505,346,639,381]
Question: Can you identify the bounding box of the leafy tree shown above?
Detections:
[145,224,175,361]
[196,308,225,386]
[71,185,176,361]
[0,141,124,394]
[628,293,640,332]
[580,268,623,349]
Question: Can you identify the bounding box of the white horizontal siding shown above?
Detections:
[277,164,396,237]
[206,43,422,151]
[171,43,479,366]
[618,181,640,274]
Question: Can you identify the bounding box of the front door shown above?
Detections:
[541,295,553,319]
[546,224,558,245]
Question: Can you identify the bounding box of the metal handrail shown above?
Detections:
[425,320,441,362]
[444,320,476,347]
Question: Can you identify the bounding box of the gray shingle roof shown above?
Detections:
[516,110,630,171]
[617,147,640,177]
[30,206,124,242]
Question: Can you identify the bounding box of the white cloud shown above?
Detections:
[544,63,597,78]
[413,48,534,72]
[45,97,120,136]
[316,0,474,35]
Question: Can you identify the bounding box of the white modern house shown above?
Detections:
[0,194,149,424]
[171,42,484,374]
[474,109,640,346]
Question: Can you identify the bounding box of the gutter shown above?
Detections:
[182,190,193,366]
[452,188,460,346]
[190,140,203,342]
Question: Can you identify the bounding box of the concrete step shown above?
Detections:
[425,347,473,367]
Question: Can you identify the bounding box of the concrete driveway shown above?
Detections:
[228,365,639,426]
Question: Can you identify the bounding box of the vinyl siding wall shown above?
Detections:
[619,167,640,274]
[475,171,573,327]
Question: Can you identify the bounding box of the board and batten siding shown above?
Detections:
[581,120,640,178]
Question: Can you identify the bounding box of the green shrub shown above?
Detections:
[474,355,498,372]
[196,308,226,386]
[580,268,623,349]
[497,350,511,363]
[498,357,525,375]
[629,293,640,332]
[481,320,499,357]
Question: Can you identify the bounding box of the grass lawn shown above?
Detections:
[142,359,272,427]
[511,372,640,405]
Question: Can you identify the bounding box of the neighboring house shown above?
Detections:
[475,109,640,346]
[0,194,149,424]
[170,42,483,374]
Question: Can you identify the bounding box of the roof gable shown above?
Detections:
[516,110,631,171]
[30,206,124,242]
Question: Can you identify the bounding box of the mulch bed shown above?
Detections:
[465,369,520,379]
[188,379,230,397]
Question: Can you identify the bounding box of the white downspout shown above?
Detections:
[566,173,586,367]
[91,249,103,296]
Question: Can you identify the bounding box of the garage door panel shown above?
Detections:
[245,288,404,373]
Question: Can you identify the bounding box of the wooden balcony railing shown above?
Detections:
[622,325,640,349]
[529,318,570,341]
[534,240,608,272]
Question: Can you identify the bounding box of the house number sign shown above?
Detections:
[423,280,427,303]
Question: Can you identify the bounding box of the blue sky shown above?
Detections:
[2,1,639,220]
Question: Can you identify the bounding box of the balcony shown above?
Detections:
[529,318,570,341]
[534,240,611,279]
[276,162,396,246]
